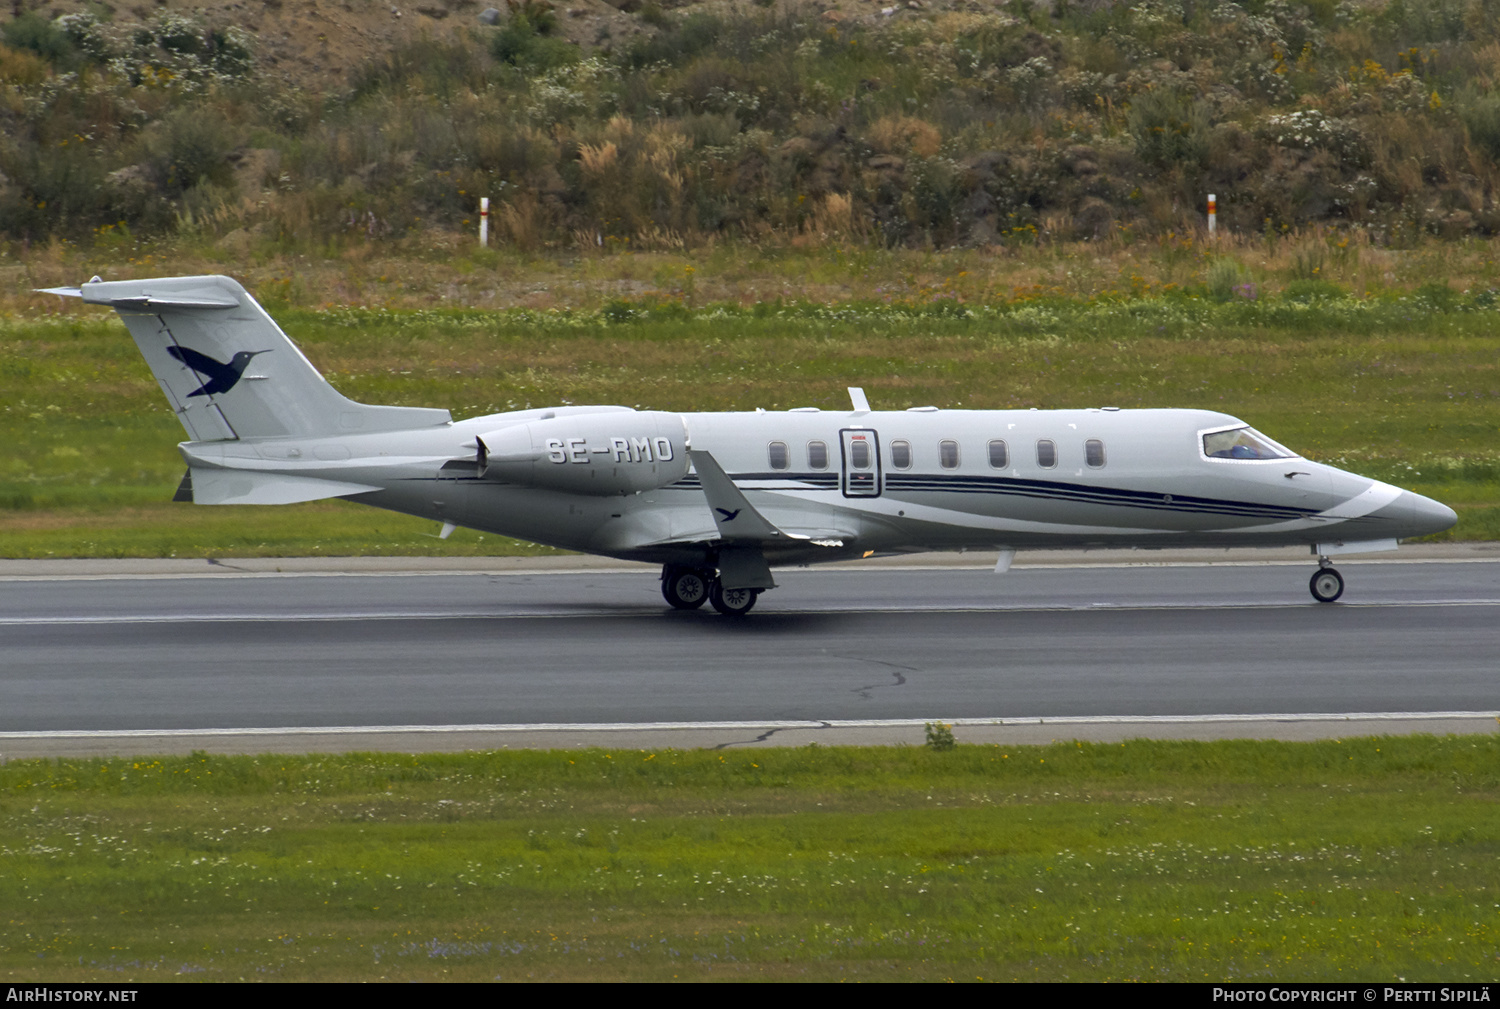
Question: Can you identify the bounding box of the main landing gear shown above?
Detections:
[708,581,758,616]
[661,565,761,615]
[1309,559,1345,603]
[661,566,710,610]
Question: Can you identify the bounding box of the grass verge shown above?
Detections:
[1,737,1496,981]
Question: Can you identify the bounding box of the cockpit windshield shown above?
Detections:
[1203,426,1297,461]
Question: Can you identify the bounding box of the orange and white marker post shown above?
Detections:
[1207,193,1217,237]
[480,197,489,247]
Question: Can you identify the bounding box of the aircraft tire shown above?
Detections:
[1309,567,1344,603]
[662,567,711,610]
[708,582,758,616]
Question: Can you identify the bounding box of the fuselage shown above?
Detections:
[178,404,1457,567]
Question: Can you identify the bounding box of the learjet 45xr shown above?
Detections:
[45,275,1457,614]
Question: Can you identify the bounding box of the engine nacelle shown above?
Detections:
[478,411,690,496]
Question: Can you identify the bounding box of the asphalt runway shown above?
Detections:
[1,557,1497,753]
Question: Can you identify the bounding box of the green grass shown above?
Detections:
[5,294,1500,557]
[1,737,1496,981]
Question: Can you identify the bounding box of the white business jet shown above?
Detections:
[44,276,1457,614]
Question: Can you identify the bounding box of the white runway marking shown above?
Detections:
[2,711,1495,741]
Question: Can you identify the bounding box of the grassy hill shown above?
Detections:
[5,0,1500,252]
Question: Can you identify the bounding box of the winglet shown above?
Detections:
[689,450,785,542]
[848,387,871,413]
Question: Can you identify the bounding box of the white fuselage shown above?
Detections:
[179,404,1456,568]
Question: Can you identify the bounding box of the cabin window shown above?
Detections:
[1202,426,1296,460]
[807,440,828,469]
[939,440,960,469]
[1036,439,1057,468]
[849,439,871,468]
[988,440,1009,468]
[1085,439,1106,468]
[768,441,789,470]
[890,440,912,469]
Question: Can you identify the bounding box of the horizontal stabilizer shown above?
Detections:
[108,294,241,311]
[40,285,240,311]
[189,468,380,506]
[42,284,240,308]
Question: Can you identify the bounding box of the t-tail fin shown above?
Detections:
[43,275,450,441]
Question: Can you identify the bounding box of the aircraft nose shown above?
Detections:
[1409,491,1458,537]
[1379,489,1457,538]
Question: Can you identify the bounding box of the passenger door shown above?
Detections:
[840,429,881,498]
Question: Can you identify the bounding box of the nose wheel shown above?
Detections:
[1309,565,1344,603]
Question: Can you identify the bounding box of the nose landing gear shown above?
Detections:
[1309,560,1344,603]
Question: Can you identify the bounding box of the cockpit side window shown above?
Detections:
[1202,427,1296,461]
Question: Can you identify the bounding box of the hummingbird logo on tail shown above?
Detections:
[166,346,270,397]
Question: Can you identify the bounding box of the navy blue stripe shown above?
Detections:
[670,472,838,489]
[731,471,839,483]
[883,473,1310,519]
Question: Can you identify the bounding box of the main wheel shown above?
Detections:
[708,581,759,616]
[661,567,710,610]
[1309,567,1344,603]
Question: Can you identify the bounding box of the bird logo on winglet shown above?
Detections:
[716,507,741,521]
[166,345,270,397]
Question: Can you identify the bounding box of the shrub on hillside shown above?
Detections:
[2,13,73,65]
[1127,91,1211,170]
[491,1,579,73]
